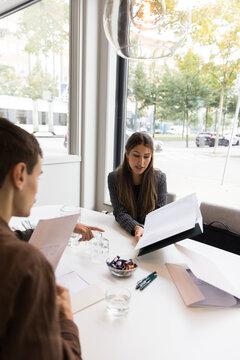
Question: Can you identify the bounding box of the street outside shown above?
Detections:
[155,140,240,209]
[37,136,240,209]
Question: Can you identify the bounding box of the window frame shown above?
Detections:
[0,0,41,19]
[113,55,128,169]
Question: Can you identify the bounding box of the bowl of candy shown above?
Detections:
[106,256,138,277]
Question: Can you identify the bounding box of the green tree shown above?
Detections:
[18,0,69,55]
[161,50,205,146]
[128,61,149,129]
[22,61,58,100]
[138,62,165,137]
[198,65,220,131]
[191,0,240,148]
[225,92,240,127]
[0,65,17,95]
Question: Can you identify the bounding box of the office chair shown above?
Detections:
[200,202,240,234]
[191,201,240,255]
[167,192,176,204]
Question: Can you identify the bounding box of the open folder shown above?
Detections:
[166,245,240,307]
[136,193,203,256]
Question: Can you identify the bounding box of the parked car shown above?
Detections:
[125,129,163,152]
[213,135,230,147]
[195,132,215,147]
[223,133,239,146]
[195,132,229,147]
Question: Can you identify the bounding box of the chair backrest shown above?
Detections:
[200,201,240,234]
[167,192,176,204]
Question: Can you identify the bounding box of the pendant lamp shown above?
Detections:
[103,0,191,60]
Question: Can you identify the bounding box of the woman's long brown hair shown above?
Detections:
[117,132,157,223]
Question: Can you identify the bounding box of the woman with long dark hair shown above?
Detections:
[108,132,167,241]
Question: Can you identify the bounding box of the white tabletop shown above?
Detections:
[12,205,240,360]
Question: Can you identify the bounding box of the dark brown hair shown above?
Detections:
[0,117,42,187]
[118,132,157,222]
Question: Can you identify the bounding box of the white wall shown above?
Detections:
[36,157,80,207]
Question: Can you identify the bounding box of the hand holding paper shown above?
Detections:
[29,214,105,313]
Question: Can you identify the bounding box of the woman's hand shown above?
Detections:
[73,223,104,241]
[134,225,144,242]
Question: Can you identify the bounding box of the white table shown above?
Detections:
[12,205,240,360]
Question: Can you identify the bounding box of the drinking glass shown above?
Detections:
[105,287,131,316]
[91,233,109,263]
[60,205,81,247]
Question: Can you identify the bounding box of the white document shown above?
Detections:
[57,271,89,295]
[29,214,79,270]
[56,270,104,314]
[135,193,202,250]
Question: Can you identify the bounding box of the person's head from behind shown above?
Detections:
[123,132,154,178]
[0,117,42,218]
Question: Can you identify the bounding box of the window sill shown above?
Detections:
[42,154,81,165]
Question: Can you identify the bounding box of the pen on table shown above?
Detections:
[136,271,157,289]
[136,271,157,288]
[139,274,157,291]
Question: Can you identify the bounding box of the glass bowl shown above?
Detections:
[106,256,138,278]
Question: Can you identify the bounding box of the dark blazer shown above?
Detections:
[108,170,167,234]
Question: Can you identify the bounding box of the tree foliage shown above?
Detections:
[191,0,240,146]
[0,65,18,95]
[22,61,58,100]
[160,50,205,145]
[18,0,69,55]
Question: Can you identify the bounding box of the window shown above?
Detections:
[0,0,70,156]
[115,0,240,208]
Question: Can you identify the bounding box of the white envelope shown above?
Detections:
[166,244,240,307]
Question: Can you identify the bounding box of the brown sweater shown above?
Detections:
[0,217,82,360]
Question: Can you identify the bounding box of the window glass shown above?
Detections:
[125,0,240,207]
[0,0,69,156]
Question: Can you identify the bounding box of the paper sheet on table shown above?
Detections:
[29,214,79,270]
[56,270,104,314]
[135,193,202,250]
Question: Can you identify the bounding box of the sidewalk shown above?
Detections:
[155,142,240,209]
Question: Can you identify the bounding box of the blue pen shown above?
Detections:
[139,274,157,290]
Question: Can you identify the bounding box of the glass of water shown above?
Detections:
[105,287,131,316]
[60,205,81,247]
[91,231,109,263]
